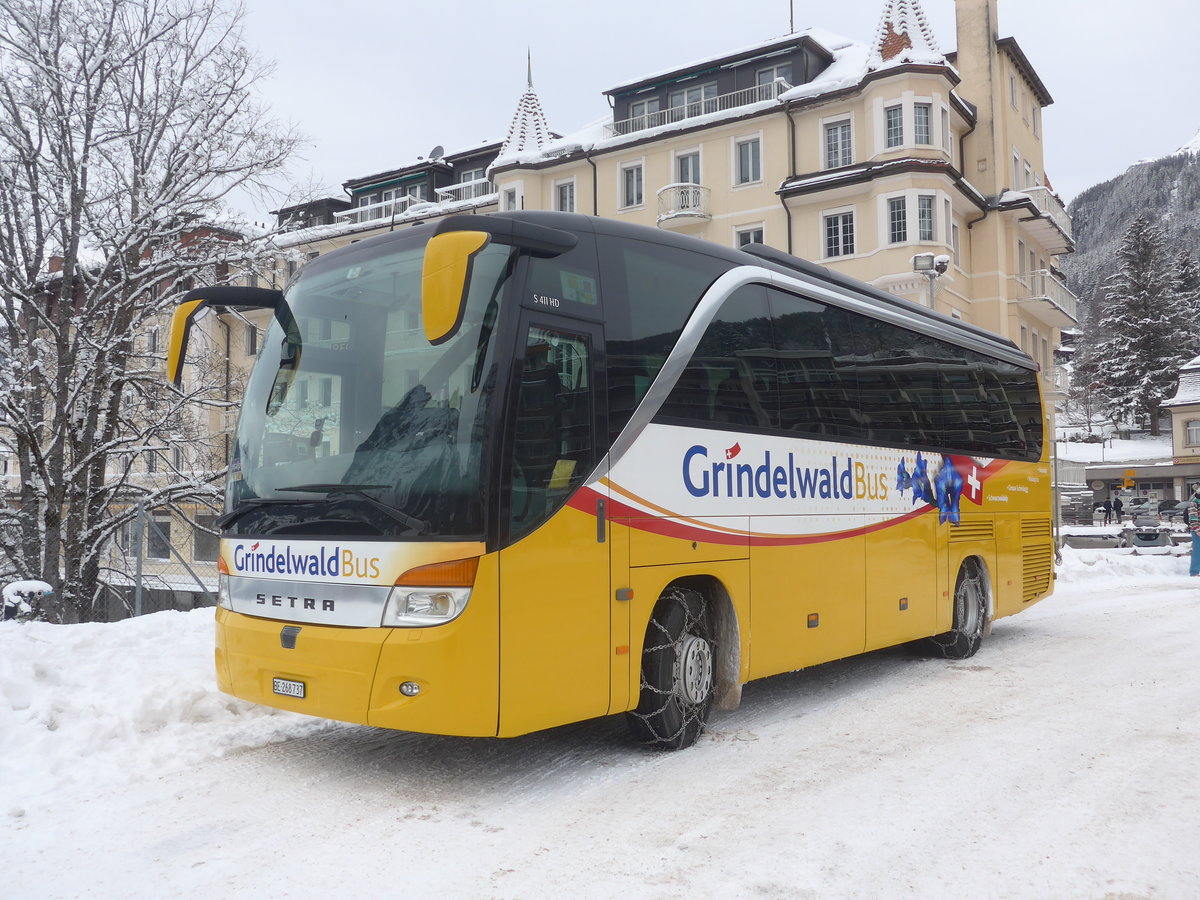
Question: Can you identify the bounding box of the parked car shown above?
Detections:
[1123,498,1157,518]
[1160,500,1192,522]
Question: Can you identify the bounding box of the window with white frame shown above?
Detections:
[246,323,258,356]
[629,97,660,128]
[1033,105,1041,138]
[1010,74,1018,108]
[669,82,718,116]
[824,210,855,258]
[503,187,518,211]
[402,183,428,202]
[147,511,171,560]
[193,514,219,562]
[146,328,159,354]
[943,198,952,243]
[918,195,935,241]
[941,107,951,154]
[173,445,184,470]
[885,105,903,148]
[458,167,485,183]
[1020,324,1028,352]
[735,225,764,247]
[734,137,761,185]
[756,63,792,89]
[620,162,644,208]
[914,103,932,144]
[1024,162,1033,188]
[555,179,575,212]
[824,118,852,168]
[888,197,907,243]
[676,150,701,185]
[1012,151,1021,190]
[1018,239,1028,279]
[1187,420,1200,446]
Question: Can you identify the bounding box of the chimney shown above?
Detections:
[954,0,1002,193]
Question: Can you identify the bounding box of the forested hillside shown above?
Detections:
[1064,140,1200,315]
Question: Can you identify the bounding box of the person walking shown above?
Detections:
[1113,495,1124,523]
[1101,499,1113,525]
[1188,487,1200,576]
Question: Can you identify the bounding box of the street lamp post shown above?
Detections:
[912,252,948,308]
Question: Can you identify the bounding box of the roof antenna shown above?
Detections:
[789,0,794,33]
[527,46,532,87]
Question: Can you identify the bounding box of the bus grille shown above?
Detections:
[1022,544,1053,602]
[1021,518,1052,540]
[950,519,994,542]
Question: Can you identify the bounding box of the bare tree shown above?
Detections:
[0,0,299,621]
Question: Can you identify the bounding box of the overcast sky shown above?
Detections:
[237,0,1199,218]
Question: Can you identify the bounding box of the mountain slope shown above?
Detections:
[1064,136,1200,310]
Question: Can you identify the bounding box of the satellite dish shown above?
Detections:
[428,145,445,161]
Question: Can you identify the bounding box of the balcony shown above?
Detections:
[1010,269,1078,328]
[606,80,790,138]
[656,183,711,226]
[1012,185,1073,255]
[435,178,497,203]
[334,196,415,225]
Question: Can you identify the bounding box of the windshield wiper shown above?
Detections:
[215,497,310,529]
[277,483,429,534]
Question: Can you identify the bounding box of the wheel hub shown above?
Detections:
[674,633,713,705]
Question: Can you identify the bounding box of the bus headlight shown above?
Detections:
[217,573,233,610]
[381,587,471,627]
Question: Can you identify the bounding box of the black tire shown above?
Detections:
[626,586,714,750]
[922,557,988,660]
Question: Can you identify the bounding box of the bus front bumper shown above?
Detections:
[215,605,500,736]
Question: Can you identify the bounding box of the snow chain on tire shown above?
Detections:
[924,557,987,660]
[626,586,715,750]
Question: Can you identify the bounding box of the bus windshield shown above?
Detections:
[227,232,515,539]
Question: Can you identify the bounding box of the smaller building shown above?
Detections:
[1083,355,1200,508]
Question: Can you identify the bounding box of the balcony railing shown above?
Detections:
[334,196,415,225]
[435,178,496,203]
[1011,269,1079,327]
[657,183,711,223]
[1023,186,1072,241]
[606,80,790,138]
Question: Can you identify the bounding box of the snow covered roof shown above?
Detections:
[491,59,553,170]
[869,0,941,69]
[602,30,843,97]
[1164,355,1200,406]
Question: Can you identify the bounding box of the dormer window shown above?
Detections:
[756,63,792,87]
[669,82,717,117]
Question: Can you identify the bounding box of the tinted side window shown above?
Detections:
[769,289,862,440]
[656,284,774,431]
[599,236,728,441]
[523,233,601,320]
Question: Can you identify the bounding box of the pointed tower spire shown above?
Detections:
[495,55,552,164]
[870,0,941,68]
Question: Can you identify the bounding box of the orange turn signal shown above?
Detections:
[395,557,479,587]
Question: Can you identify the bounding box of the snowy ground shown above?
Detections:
[3,549,1199,899]
[1055,432,1173,465]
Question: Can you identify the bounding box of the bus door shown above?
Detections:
[497,316,615,736]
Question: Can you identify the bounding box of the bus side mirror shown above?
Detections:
[421,231,490,345]
[166,286,283,385]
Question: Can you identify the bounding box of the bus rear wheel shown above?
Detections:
[922,557,988,659]
[626,586,714,750]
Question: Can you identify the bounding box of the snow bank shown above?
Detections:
[0,609,327,816]
[0,549,1192,819]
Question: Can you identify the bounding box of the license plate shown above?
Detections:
[272,677,306,699]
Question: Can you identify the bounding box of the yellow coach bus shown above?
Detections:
[168,211,1054,749]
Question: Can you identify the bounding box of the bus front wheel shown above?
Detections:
[922,557,988,659]
[626,586,714,750]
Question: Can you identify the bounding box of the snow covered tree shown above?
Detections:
[1170,248,1200,337]
[1086,215,1200,435]
[0,0,298,621]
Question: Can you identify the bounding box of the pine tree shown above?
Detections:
[1089,216,1199,434]
[1170,248,1200,337]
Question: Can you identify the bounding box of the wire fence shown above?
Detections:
[99,500,218,621]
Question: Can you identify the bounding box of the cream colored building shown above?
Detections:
[272,0,1074,403]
